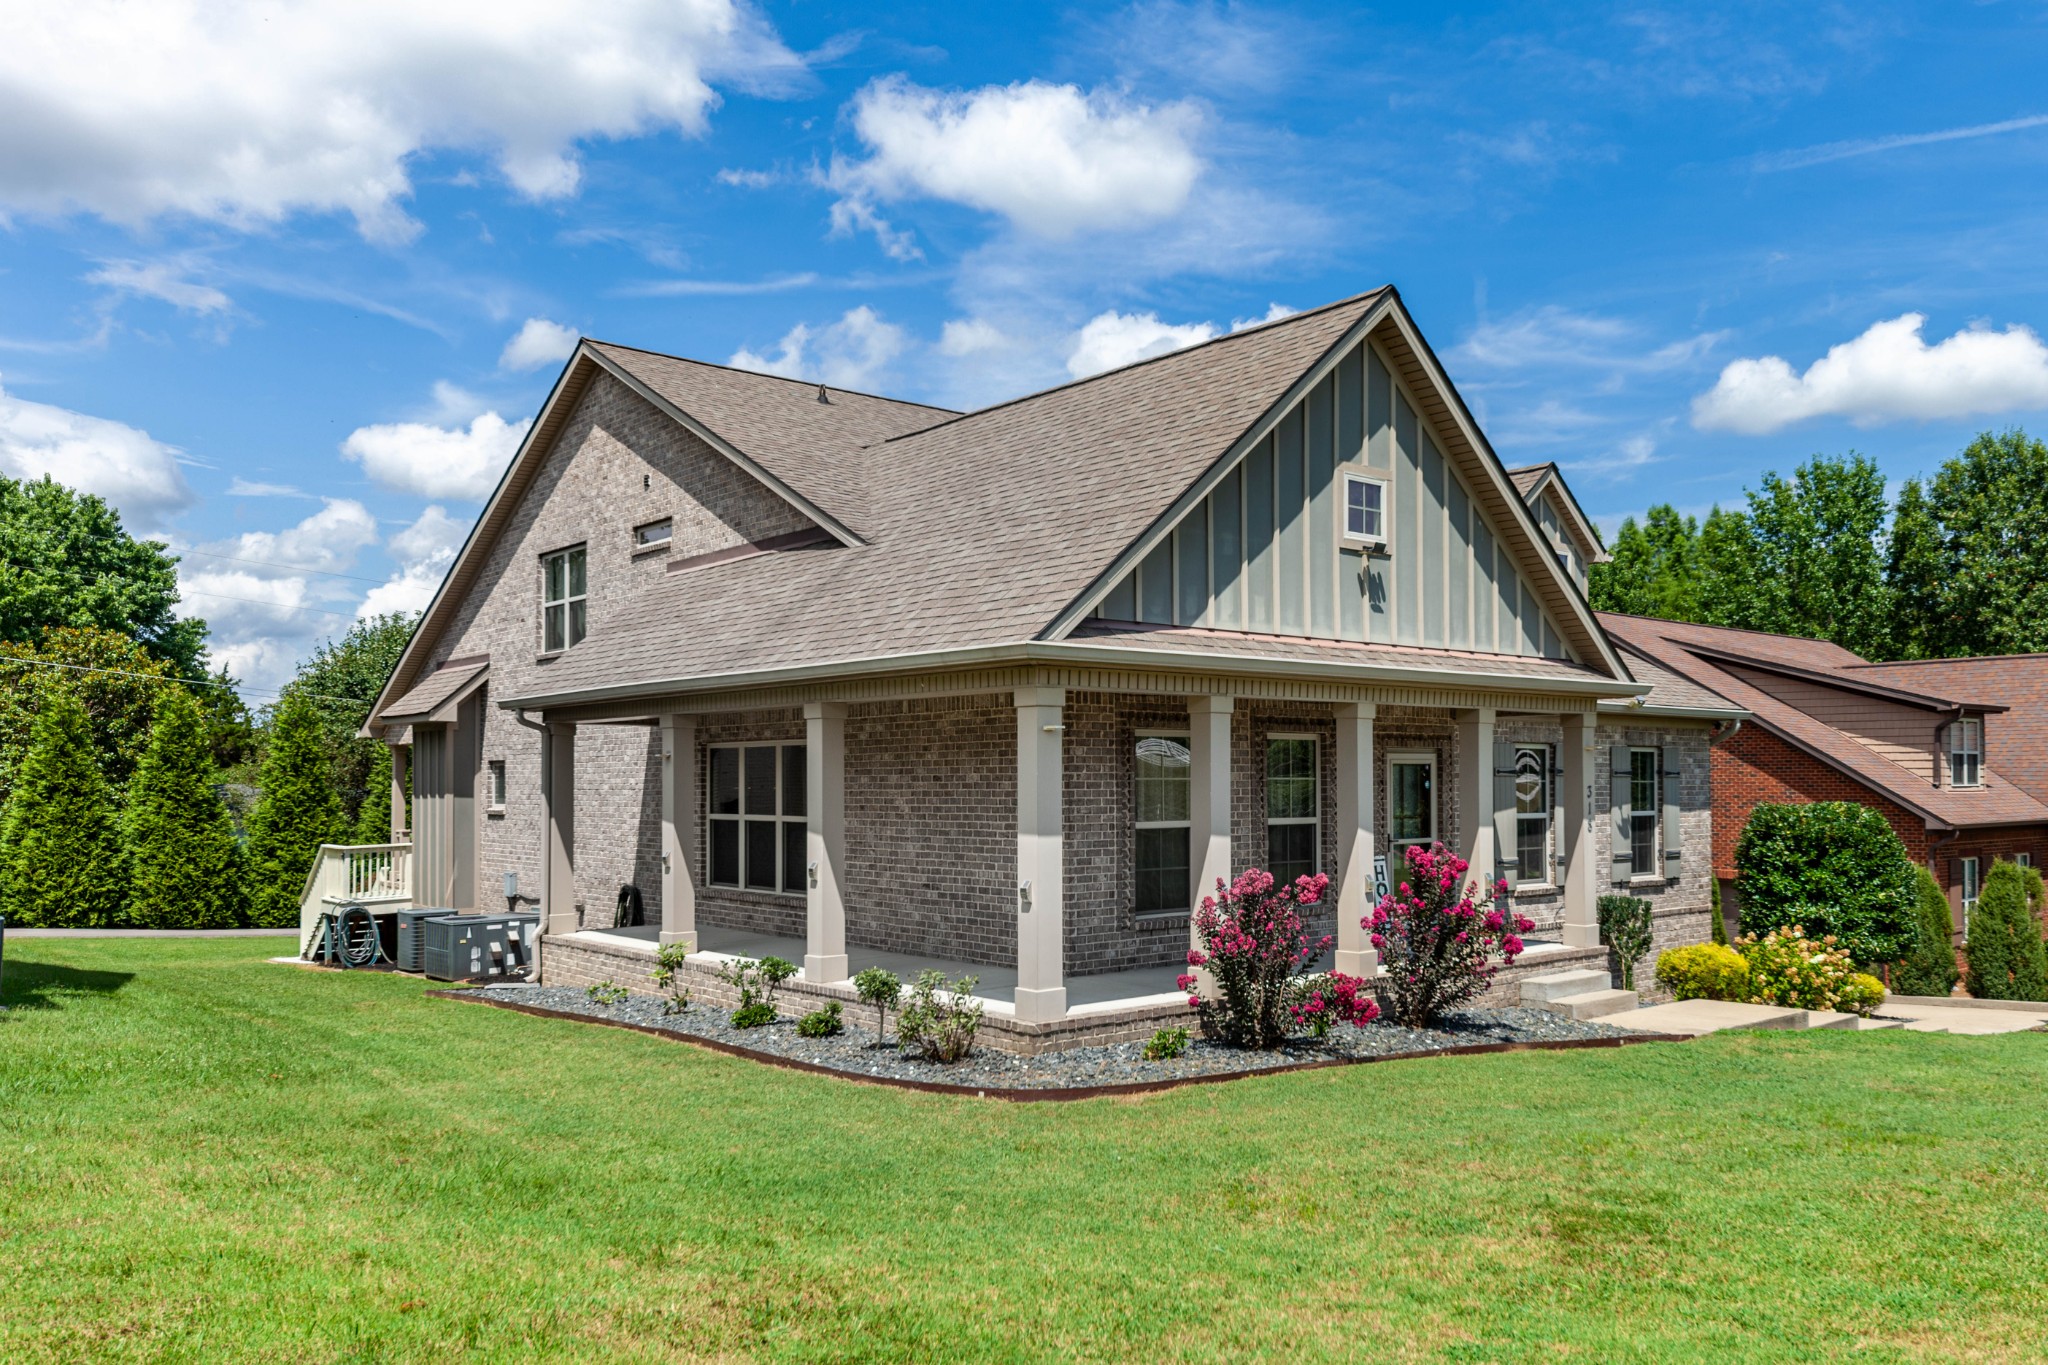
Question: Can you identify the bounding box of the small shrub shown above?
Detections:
[585,980,628,1007]
[1143,1026,1190,1060]
[1654,943,1750,1001]
[797,1002,845,1037]
[1964,861,2048,1002]
[1180,867,1372,1048]
[1739,926,1858,1011]
[1598,895,1654,991]
[1734,802,1918,965]
[1889,865,1960,998]
[853,966,902,1039]
[1710,877,1729,947]
[1368,843,1534,1028]
[717,954,798,1027]
[652,943,692,1015]
[730,1001,776,1029]
[1837,973,1886,1018]
[896,969,984,1063]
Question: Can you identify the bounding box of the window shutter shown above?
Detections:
[1610,744,1633,884]
[1492,741,1519,890]
[1660,745,1682,880]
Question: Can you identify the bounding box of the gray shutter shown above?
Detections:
[1610,744,1633,884]
[1660,746,1682,880]
[1492,741,1519,890]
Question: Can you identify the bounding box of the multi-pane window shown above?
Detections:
[1266,737,1318,888]
[1514,745,1551,883]
[708,744,806,894]
[1950,718,1982,788]
[1135,735,1192,914]
[486,759,506,811]
[1960,856,1981,935]
[542,546,587,652]
[1629,749,1659,876]
[1341,473,1388,545]
[1388,754,1435,858]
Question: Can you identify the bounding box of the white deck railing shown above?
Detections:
[298,842,412,955]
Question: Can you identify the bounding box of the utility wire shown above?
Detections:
[176,547,392,585]
[178,589,360,620]
[0,654,372,709]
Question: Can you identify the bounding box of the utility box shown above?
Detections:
[397,908,460,973]
[421,914,538,983]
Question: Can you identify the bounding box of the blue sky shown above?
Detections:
[5,1,2048,693]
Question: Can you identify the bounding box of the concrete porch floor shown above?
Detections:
[583,922,1187,1009]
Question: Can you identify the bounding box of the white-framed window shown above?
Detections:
[1340,471,1389,546]
[1135,733,1192,914]
[1387,751,1436,860]
[634,517,673,549]
[541,545,587,652]
[708,744,807,895]
[1514,745,1552,884]
[1629,748,1660,876]
[1949,717,1982,788]
[1960,856,1981,935]
[2018,852,2032,870]
[486,759,506,811]
[1265,736,1319,887]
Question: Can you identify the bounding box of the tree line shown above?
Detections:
[1590,428,2048,661]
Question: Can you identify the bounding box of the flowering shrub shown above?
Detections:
[1368,843,1533,1027]
[1654,943,1750,1001]
[1837,973,1886,1018]
[1287,972,1380,1039]
[1179,868,1378,1048]
[1738,926,1858,1011]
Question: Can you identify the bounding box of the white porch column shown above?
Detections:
[803,703,849,982]
[388,740,410,842]
[1560,710,1600,948]
[1014,687,1067,1023]
[1455,706,1498,894]
[1188,695,1235,911]
[659,714,699,952]
[1333,702,1378,976]
[541,721,577,935]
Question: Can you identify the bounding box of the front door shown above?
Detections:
[1387,752,1437,875]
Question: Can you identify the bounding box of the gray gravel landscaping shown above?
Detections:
[459,982,1640,1091]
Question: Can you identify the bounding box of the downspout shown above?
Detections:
[514,709,548,982]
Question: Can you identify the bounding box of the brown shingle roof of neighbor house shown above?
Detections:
[380,659,486,721]
[1598,612,2048,830]
[506,291,1410,707]
[1847,655,2048,807]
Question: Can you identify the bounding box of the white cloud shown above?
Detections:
[226,477,310,497]
[730,306,907,391]
[715,166,784,188]
[1456,306,1722,373]
[936,318,1008,357]
[499,318,580,372]
[825,76,1204,243]
[359,505,467,619]
[215,498,381,576]
[0,0,804,241]
[1065,310,1218,379]
[1230,302,1297,332]
[0,379,193,524]
[86,259,231,314]
[1691,313,2048,435]
[342,408,528,501]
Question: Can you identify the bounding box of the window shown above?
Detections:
[2018,852,2033,870]
[634,518,673,549]
[1514,745,1551,883]
[486,760,506,811]
[1340,472,1388,546]
[1135,734,1192,914]
[1266,737,1319,887]
[708,744,806,894]
[1950,717,1982,788]
[1387,753,1436,858]
[1629,749,1659,876]
[542,546,587,652]
[1960,856,1981,935]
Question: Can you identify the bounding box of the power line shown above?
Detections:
[178,589,360,621]
[177,547,391,585]
[0,654,371,709]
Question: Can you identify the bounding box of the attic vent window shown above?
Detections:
[1340,472,1388,547]
[635,518,673,549]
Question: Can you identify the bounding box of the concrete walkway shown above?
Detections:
[6,927,297,938]
[1873,1001,2048,1035]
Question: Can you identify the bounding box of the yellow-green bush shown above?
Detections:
[1836,973,1886,1018]
[1741,926,1858,1010]
[1654,943,1750,1001]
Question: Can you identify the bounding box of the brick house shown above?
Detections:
[1598,614,2048,943]
[362,288,1737,1052]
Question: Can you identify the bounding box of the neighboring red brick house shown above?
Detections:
[1599,615,2048,944]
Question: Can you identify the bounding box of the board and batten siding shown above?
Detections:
[1097,340,1573,659]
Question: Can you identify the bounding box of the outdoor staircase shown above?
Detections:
[1519,968,1638,1020]
[1517,970,1921,1034]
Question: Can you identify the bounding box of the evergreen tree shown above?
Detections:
[352,743,400,845]
[284,613,414,831]
[0,689,127,927]
[1889,865,1961,997]
[125,686,243,929]
[1964,860,2048,1001]
[0,625,174,806]
[243,689,343,927]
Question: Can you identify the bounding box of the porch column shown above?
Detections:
[541,721,577,935]
[388,741,410,842]
[659,714,698,952]
[803,703,849,983]
[1014,687,1067,1023]
[1455,706,1498,894]
[1333,702,1378,976]
[1188,696,1234,912]
[1559,710,1600,948]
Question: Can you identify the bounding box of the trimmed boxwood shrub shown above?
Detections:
[1964,860,2048,1002]
[1654,943,1749,1001]
[1889,865,1960,998]
[1734,802,1917,965]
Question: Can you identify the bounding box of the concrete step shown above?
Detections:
[1519,969,1613,1005]
[1846,1017,1906,1030]
[1602,999,1806,1035]
[1539,988,1639,1020]
[1901,1019,1953,1034]
[1799,1010,1861,1030]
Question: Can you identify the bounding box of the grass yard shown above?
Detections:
[3,941,2046,1364]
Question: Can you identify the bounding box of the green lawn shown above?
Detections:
[3,941,2046,1364]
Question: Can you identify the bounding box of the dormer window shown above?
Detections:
[1341,472,1388,547]
[1949,717,1982,788]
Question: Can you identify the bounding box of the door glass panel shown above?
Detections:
[1390,762,1433,844]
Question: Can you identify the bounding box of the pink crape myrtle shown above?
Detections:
[1178,867,1379,1049]
[1367,842,1534,1028]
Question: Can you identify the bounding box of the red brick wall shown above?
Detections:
[1710,725,1931,878]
